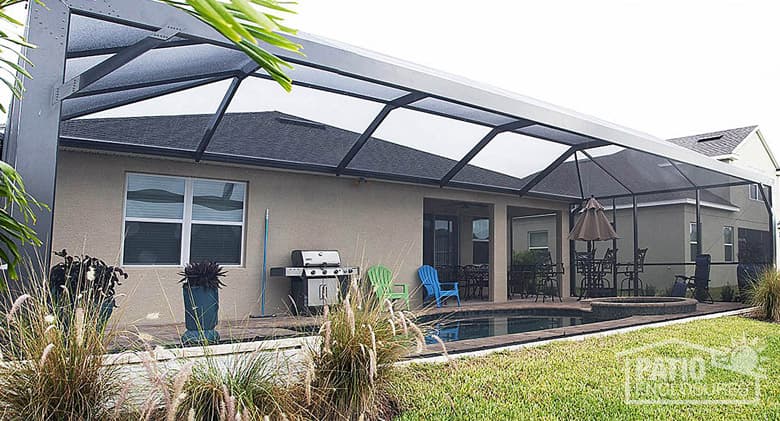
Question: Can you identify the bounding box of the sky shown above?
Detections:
[2,0,779,165]
[282,0,779,143]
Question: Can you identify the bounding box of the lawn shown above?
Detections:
[393,316,780,420]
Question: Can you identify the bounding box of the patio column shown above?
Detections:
[489,203,508,302]
[458,213,473,266]
[695,189,703,255]
[3,1,71,276]
[558,210,571,297]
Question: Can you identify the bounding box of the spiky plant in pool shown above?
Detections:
[308,277,423,420]
[748,268,780,322]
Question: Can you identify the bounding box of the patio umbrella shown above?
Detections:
[569,197,619,242]
[570,196,619,300]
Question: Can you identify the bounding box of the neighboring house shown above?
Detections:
[512,126,778,293]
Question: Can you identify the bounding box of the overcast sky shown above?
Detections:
[3,1,778,162]
[283,0,778,145]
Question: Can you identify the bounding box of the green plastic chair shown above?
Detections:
[367,265,410,310]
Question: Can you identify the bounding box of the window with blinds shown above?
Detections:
[123,173,246,266]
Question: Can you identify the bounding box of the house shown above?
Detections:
[53,111,575,322]
[2,2,775,325]
[511,126,778,294]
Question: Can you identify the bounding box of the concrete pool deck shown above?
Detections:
[129,298,748,353]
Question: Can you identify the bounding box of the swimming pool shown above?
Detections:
[418,311,598,343]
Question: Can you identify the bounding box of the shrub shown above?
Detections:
[747,269,780,322]
[180,261,227,289]
[308,278,422,420]
[0,272,128,420]
[512,250,536,266]
[49,249,127,303]
[720,284,736,302]
[175,351,302,420]
[642,284,657,297]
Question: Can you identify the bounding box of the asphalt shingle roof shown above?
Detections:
[60,111,528,190]
[57,112,742,209]
[666,126,757,157]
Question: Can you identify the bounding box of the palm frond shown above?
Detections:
[157,0,302,91]
[0,0,37,114]
[0,160,45,283]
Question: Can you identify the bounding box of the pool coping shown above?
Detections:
[400,307,755,364]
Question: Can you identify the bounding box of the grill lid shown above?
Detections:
[291,250,341,267]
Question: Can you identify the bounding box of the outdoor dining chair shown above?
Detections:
[619,248,648,296]
[673,254,714,303]
[366,265,410,309]
[418,265,461,308]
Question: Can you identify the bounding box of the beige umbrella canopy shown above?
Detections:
[569,197,619,241]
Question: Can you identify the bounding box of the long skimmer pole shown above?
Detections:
[261,208,269,316]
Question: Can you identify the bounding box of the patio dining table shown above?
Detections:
[576,253,613,299]
[434,265,490,300]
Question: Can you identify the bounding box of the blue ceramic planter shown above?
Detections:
[51,289,115,332]
[181,285,220,345]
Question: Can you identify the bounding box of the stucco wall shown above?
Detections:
[572,205,687,294]
[51,149,568,324]
[511,214,558,256]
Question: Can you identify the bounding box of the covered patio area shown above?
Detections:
[3,0,776,321]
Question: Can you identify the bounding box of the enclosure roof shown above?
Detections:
[60,112,529,192]
[667,126,758,157]
[48,0,776,202]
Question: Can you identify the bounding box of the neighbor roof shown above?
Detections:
[666,126,757,157]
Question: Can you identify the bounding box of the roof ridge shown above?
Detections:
[666,125,757,141]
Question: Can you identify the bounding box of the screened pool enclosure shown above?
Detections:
[4,0,775,296]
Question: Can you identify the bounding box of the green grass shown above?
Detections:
[393,317,780,420]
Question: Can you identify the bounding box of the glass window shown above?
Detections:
[190,224,243,264]
[749,184,761,201]
[123,221,182,265]
[723,226,734,262]
[689,222,698,260]
[123,173,246,266]
[529,231,549,250]
[125,174,185,219]
[192,179,245,222]
[472,218,490,264]
[472,219,490,241]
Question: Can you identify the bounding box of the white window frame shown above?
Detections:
[122,172,247,267]
[749,184,762,201]
[528,230,549,251]
[689,222,698,260]
[723,226,734,262]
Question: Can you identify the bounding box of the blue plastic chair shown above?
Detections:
[418,265,461,308]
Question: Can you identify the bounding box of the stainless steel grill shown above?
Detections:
[270,250,359,314]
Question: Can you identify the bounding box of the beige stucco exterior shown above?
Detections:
[510,131,777,296]
[51,149,570,325]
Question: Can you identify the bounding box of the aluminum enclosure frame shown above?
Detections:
[3,0,776,273]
